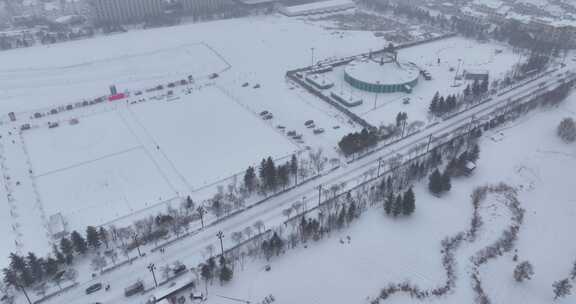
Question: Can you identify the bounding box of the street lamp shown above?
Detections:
[196,206,206,229]
[311,47,315,67]
[216,231,225,257]
[147,263,158,288]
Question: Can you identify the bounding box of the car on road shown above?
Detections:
[85,283,102,295]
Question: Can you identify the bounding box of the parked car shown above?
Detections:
[86,283,102,295]
[242,82,250,87]
[124,281,144,297]
[259,110,269,116]
[263,113,273,120]
[313,128,324,134]
[209,73,219,79]
[287,130,297,137]
[304,120,314,126]
[253,84,261,89]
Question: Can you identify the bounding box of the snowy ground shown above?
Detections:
[188,93,576,304]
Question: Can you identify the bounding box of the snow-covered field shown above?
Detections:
[196,94,576,304]
[128,86,298,188]
[0,14,384,264]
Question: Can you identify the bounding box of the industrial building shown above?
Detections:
[89,0,229,25]
[344,57,419,94]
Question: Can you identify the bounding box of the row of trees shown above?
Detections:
[3,226,107,290]
[244,155,298,194]
[383,187,415,217]
[200,255,233,286]
[428,78,489,118]
[338,128,379,156]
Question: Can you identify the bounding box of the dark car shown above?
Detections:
[124,281,144,297]
[86,283,103,295]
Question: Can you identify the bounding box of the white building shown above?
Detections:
[279,0,355,17]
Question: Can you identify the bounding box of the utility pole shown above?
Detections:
[147,263,158,288]
[426,134,433,152]
[311,47,315,67]
[317,184,323,207]
[216,231,225,256]
[376,157,382,177]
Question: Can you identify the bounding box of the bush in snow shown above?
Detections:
[557,118,576,143]
[514,261,534,282]
[553,279,572,300]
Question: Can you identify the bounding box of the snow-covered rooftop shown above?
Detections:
[344,59,419,86]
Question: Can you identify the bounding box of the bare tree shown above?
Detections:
[243,226,253,239]
[514,261,534,282]
[253,220,265,234]
[91,254,108,273]
[104,249,118,265]
[309,148,327,174]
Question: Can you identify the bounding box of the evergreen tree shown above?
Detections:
[184,196,195,213]
[472,79,481,96]
[59,237,74,264]
[219,264,233,284]
[43,258,59,278]
[270,232,284,256]
[429,92,440,114]
[402,187,416,216]
[277,164,290,190]
[290,154,298,182]
[244,166,257,193]
[3,268,18,288]
[9,253,33,286]
[200,263,212,284]
[384,192,394,215]
[393,194,403,217]
[27,252,44,283]
[480,78,489,93]
[337,206,346,228]
[464,84,471,97]
[263,157,277,191]
[347,201,357,224]
[437,96,446,114]
[553,279,572,300]
[86,226,101,249]
[428,169,443,195]
[70,231,88,255]
[53,244,65,265]
[469,144,480,163]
